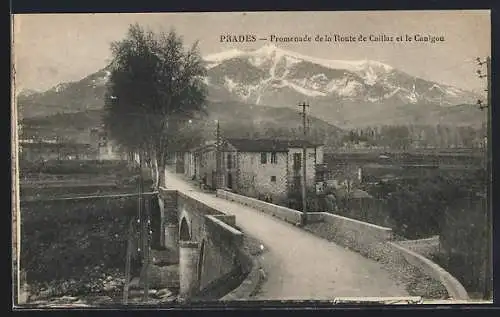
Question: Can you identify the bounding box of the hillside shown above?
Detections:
[16,44,485,129]
[20,101,344,145]
[17,69,110,120]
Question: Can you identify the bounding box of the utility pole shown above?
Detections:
[143,197,151,302]
[136,152,148,302]
[476,56,492,300]
[215,120,221,189]
[298,102,309,226]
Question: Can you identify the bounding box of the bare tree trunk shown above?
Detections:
[148,150,156,187]
[158,152,166,189]
[152,156,160,190]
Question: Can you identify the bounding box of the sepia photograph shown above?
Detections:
[11,10,492,308]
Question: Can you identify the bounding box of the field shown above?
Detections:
[17,159,150,304]
[19,159,147,201]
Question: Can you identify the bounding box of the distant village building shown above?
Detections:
[19,140,94,161]
[184,138,324,202]
[89,128,125,160]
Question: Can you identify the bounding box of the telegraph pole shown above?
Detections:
[476,56,492,300]
[298,102,309,226]
[215,120,221,189]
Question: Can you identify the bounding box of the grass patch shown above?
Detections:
[20,195,138,297]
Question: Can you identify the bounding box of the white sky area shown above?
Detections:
[13,10,490,93]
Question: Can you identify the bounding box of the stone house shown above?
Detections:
[185,138,324,202]
[89,128,125,161]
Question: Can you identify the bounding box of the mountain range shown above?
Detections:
[17,44,485,134]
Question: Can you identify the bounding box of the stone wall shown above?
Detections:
[159,189,253,300]
[199,215,243,292]
[237,152,288,202]
[287,147,318,187]
[216,190,469,300]
[396,236,440,258]
[306,212,393,250]
[217,190,302,225]
[388,242,469,300]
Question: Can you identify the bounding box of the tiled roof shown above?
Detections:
[225,138,321,152]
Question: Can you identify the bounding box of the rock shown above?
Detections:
[159,295,176,303]
[58,296,79,303]
[127,296,160,304]
[155,288,173,298]
[87,296,114,305]
[128,277,141,289]
[129,289,158,298]
[140,264,179,289]
[151,249,179,266]
[29,300,50,306]
[106,276,113,281]
[103,284,116,292]
[38,289,52,299]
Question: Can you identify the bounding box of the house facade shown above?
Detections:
[19,140,96,161]
[185,138,324,203]
[89,127,125,161]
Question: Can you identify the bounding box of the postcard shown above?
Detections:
[11,10,492,308]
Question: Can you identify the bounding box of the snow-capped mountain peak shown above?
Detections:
[204,44,393,76]
[203,44,478,109]
[19,44,482,128]
[204,49,246,68]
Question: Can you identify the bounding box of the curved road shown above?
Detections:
[164,170,408,300]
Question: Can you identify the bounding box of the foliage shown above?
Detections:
[433,196,489,297]
[281,187,321,211]
[340,124,486,150]
[103,24,207,186]
[341,168,489,296]
[20,197,137,284]
[364,170,485,239]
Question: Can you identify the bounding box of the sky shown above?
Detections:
[13,10,490,93]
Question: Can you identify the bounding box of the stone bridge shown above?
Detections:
[155,188,253,301]
[149,169,469,301]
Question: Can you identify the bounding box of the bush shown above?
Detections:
[280,187,320,212]
[362,171,490,297]
[363,172,484,239]
[435,197,489,297]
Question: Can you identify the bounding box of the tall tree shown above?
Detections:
[103,24,207,188]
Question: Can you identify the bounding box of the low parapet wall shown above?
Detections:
[389,242,469,300]
[220,245,264,301]
[159,188,261,300]
[306,212,393,250]
[396,236,440,258]
[216,190,302,225]
[216,190,469,300]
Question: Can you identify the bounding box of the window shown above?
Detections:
[271,152,277,164]
[227,154,232,169]
[261,152,267,164]
[270,176,276,183]
[293,153,302,170]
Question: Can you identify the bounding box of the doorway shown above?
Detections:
[227,172,233,189]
